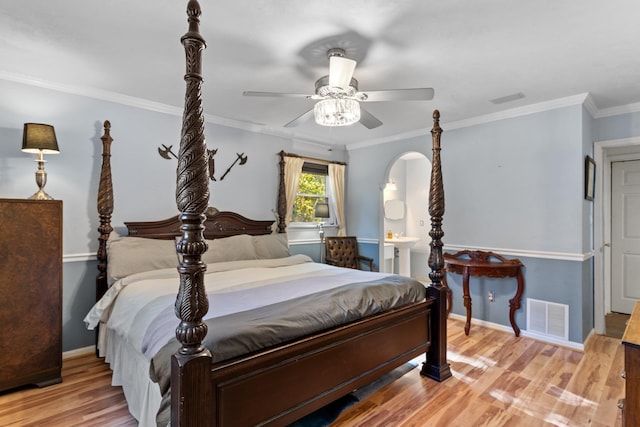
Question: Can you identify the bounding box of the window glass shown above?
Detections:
[291,162,331,224]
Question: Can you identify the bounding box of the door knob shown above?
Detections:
[604,242,611,247]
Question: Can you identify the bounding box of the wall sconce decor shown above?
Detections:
[21,123,60,200]
[157,145,247,182]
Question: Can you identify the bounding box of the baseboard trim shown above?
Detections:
[62,345,95,360]
[448,313,585,351]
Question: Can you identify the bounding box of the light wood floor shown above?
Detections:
[335,319,625,427]
[0,355,136,426]
[0,318,625,426]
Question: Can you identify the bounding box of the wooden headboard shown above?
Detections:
[124,207,274,240]
[94,119,284,302]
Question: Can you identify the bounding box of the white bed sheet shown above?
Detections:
[99,325,162,426]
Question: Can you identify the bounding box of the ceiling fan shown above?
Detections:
[243,48,434,129]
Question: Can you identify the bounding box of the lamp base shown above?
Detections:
[29,188,54,200]
[318,224,325,263]
[29,161,54,200]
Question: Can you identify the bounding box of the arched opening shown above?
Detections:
[379,151,431,277]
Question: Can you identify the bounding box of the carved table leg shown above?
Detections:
[463,266,472,335]
[509,267,525,337]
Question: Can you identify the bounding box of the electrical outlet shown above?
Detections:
[419,219,424,226]
[488,291,495,302]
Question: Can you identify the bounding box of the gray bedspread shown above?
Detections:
[150,275,426,426]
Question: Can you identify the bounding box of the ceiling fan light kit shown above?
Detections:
[243,47,434,129]
[314,98,361,127]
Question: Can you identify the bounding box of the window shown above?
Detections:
[291,162,331,224]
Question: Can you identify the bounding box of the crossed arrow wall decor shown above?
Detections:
[157,144,248,181]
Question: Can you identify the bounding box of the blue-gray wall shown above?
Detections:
[348,102,598,344]
[3,75,640,351]
[593,110,640,141]
[0,78,347,351]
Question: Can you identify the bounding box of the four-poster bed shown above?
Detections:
[88,1,450,426]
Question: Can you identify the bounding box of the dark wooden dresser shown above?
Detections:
[621,301,640,426]
[0,199,62,391]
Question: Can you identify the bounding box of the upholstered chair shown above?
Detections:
[324,236,374,271]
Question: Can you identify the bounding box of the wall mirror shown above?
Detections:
[384,199,405,220]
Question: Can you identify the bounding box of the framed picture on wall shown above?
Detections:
[585,155,595,201]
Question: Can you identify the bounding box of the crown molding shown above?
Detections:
[347,126,432,151]
[348,93,595,151]
[443,93,591,131]
[582,93,599,117]
[593,101,640,119]
[0,71,331,147]
[4,71,640,149]
[0,70,184,116]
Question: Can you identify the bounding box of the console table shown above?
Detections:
[443,250,524,337]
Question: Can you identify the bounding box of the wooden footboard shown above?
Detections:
[209,301,435,427]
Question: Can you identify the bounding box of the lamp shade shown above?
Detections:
[314,202,330,219]
[329,55,357,90]
[22,123,59,154]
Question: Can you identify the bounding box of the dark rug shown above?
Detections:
[287,361,419,427]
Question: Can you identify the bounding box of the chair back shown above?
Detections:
[325,236,361,270]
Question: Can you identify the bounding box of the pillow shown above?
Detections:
[202,234,258,264]
[253,233,290,259]
[107,237,179,285]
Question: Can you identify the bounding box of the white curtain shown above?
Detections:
[328,163,346,236]
[284,156,304,226]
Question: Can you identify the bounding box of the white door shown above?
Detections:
[611,160,640,313]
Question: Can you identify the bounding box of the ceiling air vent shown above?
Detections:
[490,92,525,104]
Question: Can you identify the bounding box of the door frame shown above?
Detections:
[594,137,640,334]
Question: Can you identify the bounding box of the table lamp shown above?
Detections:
[22,123,60,200]
[314,201,330,262]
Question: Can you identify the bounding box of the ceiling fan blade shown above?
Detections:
[357,88,434,102]
[284,108,314,128]
[329,56,357,90]
[243,91,312,99]
[359,107,383,129]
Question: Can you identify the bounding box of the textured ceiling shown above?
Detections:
[1,1,640,149]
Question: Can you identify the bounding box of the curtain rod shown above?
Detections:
[278,150,347,166]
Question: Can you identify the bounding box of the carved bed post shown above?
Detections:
[277,151,287,233]
[95,120,114,356]
[171,1,213,425]
[421,110,452,382]
[96,120,113,302]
